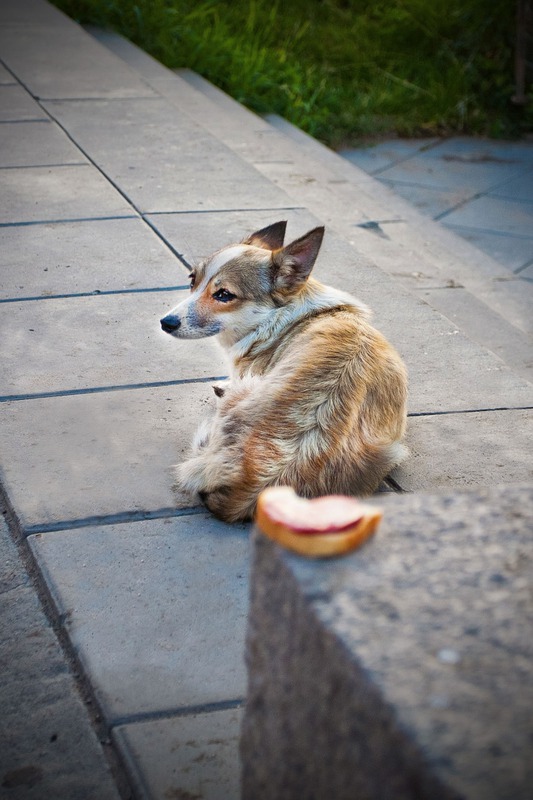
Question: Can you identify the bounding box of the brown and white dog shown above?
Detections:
[160,221,408,522]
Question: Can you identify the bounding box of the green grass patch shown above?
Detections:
[53,0,531,147]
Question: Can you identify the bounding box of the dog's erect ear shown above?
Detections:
[272,226,325,291]
[243,220,287,250]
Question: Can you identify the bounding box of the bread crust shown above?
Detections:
[255,488,382,557]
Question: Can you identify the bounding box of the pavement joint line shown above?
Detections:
[40,95,159,102]
[515,257,533,273]
[0,214,139,228]
[146,206,307,216]
[23,506,208,536]
[443,223,533,241]
[407,405,533,417]
[0,118,50,124]
[0,375,228,403]
[433,191,485,222]
[141,214,193,271]
[488,193,533,206]
[41,100,151,219]
[39,99,212,275]
[0,58,20,84]
[366,137,444,176]
[0,285,190,304]
[384,476,406,493]
[0,161,89,169]
[0,484,136,797]
[111,698,245,729]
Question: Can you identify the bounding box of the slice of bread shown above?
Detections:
[255,486,382,557]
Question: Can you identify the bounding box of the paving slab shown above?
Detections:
[113,708,243,800]
[0,63,16,84]
[392,409,533,491]
[489,171,533,203]
[0,382,218,530]
[339,138,440,175]
[377,153,524,194]
[441,226,533,273]
[0,516,121,800]
[441,194,533,238]
[90,39,533,337]
[0,290,227,396]
[148,210,533,415]
[44,98,295,213]
[415,287,533,382]
[146,207,317,264]
[256,155,533,336]
[0,18,156,100]
[29,515,250,721]
[0,217,188,300]
[367,137,533,195]
[379,179,472,219]
[0,164,135,224]
[0,120,86,168]
[243,485,533,800]
[519,261,533,279]
[0,84,48,121]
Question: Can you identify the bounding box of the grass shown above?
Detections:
[53,0,531,147]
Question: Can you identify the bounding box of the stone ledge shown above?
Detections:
[241,485,533,800]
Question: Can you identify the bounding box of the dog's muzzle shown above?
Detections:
[160,314,181,334]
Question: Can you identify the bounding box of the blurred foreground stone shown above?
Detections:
[242,486,533,800]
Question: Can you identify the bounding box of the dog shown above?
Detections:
[160,221,408,523]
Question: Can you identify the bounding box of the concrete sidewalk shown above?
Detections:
[0,1,532,798]
[341,137,533,279]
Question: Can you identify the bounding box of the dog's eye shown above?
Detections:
[213,288,237,303]
[188,273,196,289]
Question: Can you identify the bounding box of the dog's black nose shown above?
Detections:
[160,315,181,333]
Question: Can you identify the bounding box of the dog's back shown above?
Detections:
[162,222,408,522]
[195,304,407,521]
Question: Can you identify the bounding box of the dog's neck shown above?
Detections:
[220,278,370,376]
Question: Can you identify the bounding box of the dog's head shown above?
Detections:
[160,222,325,344]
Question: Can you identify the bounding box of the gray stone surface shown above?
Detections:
[113,708,243,800]
[30,515,250,721]
[0,18,156,100]
[0,120,86,167]
[378,144,526,193]
[0,515,121,800]
[0,63,15,83]
[0,382,218,530]
[0,217,188,299]
[96,32,533,339]
[380,179,471,219]
[0,84,48,121]
[242,485,533,800]
[393,409,533,491]
[0,290,227,396]
[248,139,533,336]
[0,164,134,224]
[519,260,533,279]
[443,226,533,273]
[442,195,533,238]
[414,286,533,383]
[339,134,533,280]
[44,97,295,213]
[339,138,440,174]
[489,172,533,203]
[146,207,317,265]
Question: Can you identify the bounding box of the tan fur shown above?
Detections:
[160,223,408,523]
